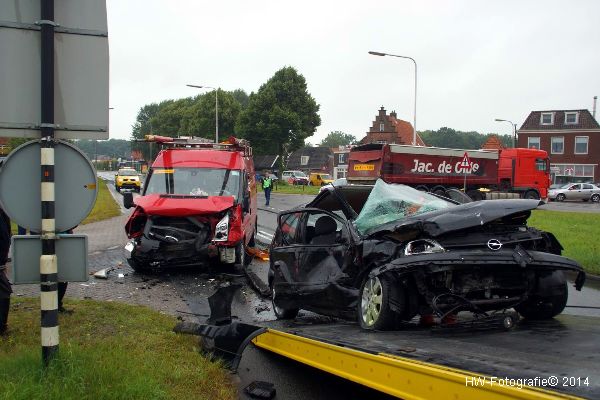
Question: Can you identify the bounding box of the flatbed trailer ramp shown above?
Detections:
[247,314,598,399]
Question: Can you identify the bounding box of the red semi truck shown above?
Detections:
[347,143,550,201]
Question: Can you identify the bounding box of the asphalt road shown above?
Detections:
[99,172,600,398]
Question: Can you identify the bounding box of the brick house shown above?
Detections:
[517,110,600,184]
[359,106,426,146]
[480,134,506,151]
[331,145,352,179]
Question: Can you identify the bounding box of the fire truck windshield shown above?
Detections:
[145,167,241,198]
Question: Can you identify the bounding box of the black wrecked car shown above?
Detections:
[268,180,585,330]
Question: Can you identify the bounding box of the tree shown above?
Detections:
[236,66,321,161]
[318,131,356,148]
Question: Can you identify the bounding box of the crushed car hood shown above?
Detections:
[366,199,542,238]
[134,193,235,217]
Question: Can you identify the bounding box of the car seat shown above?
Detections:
[310,216,337,245]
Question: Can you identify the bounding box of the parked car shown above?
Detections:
[123,136,257,271]
[281,170,309,185]
[115,168,141,192]
[268,179,585,330]
[548,183,600,202]
[319,177,347,193]
[309,172,334,186]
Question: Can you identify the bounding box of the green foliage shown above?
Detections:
[71,139,132,160]
[236,66,321,157]
[419,127,512,149]
[319,131,357,148]
[130,89,249,161]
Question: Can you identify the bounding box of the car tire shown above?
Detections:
[358,274,399,330]
[592,194,600,203]
[556,193,566,202]
[515,271,568,320]
[271,285,299,319]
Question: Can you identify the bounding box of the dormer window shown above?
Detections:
[564,112,579,125]
[540,112,554,125]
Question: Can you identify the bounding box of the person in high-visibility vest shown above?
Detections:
[262,173,273,206]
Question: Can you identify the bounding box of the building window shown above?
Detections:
[300,156,309,165]
[528,137,540,149]
[575,136,588,154]
[564,112,579,125]
[338,153,346,164]
[540,113,554,125]
[551,137,564,154]
[379,122,385,132]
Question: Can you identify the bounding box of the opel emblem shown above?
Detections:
[487,239,502,251]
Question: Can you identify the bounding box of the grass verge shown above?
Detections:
[0,298,235,400]
[10,179,120,234]
[529,209,600,275]
[260,182,321,195]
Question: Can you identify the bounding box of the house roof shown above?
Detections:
[286,147,332,170]
[253,155,279,170]
[388,116,427,146]
[519,109,600,130]
[480,135,505,151]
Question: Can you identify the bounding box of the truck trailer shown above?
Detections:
[347,144,550,201]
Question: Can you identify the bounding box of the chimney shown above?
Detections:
[378,106,386,118]
[390,110,397,118]
[593,96,598,119]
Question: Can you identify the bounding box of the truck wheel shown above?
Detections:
[524,190,540,200]
[515,271,568,320]
[358,274,399,330]
[416,185,428,192]
[432,186,446,197]
[271,285,299,319]
[556,193,566,202]
[592,194,600,203]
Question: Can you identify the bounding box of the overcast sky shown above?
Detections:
[106,0,600,143]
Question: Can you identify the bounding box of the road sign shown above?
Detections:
[460,152,471,168]
[0,0,109,139]
[0,140,97,231]
[11,234,88,284]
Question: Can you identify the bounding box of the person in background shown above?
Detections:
[262,172,273,206]
[0,207,12,334]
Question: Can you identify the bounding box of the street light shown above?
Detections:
[494,118,517,148]
[369,51,418,146]
[186,84,219,143]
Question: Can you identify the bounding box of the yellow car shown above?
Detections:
[115,168,141,192]
[309,172,334,186]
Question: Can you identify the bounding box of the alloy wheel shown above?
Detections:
[361,276,383,326]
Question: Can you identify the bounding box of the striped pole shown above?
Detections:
[40,0,58,364]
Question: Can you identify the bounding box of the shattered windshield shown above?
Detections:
[354,179,454,235]
[145,167,240,198]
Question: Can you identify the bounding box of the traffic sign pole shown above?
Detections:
[40,0,59,365]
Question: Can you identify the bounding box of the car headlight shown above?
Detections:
[213,213,229,242]
[404,239,445,256]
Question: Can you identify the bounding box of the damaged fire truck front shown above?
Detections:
[123,136,257,271]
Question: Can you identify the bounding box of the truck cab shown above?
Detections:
[123,136,257,271]
[498,148,550,200]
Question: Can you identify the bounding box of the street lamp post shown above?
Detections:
[369,51,418,146]
[186,84,219,143]
[494,118,517,148]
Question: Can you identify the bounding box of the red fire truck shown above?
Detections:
[347,143,550,201]
[123,135,257,271]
